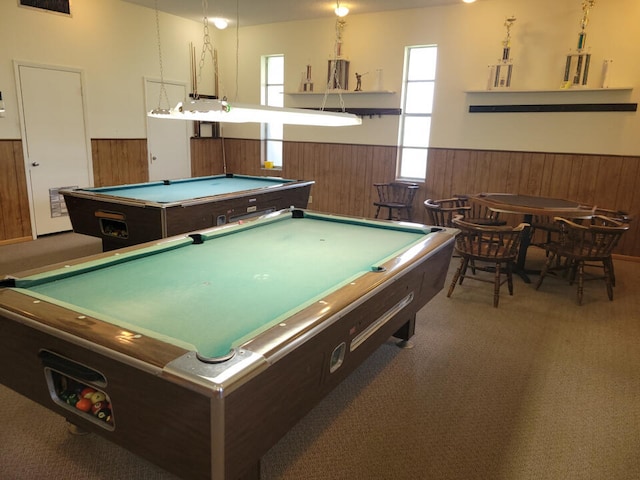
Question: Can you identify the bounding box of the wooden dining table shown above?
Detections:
[473,193,595,283]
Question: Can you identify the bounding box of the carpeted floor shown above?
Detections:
[1,233,639,479]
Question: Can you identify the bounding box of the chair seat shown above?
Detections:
[453,194,507,226]
[447,216,528,307]
[374,201,412,209]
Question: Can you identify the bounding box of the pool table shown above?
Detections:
[0,209,456,480]
[61,174,314,251]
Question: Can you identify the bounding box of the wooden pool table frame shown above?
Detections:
[61,174,314,251]
[0,211,456,480]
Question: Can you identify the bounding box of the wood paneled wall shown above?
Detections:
[0,140,31,244]
[192,138,639,258]
[424,148,640,258]
[1,137,638,258]
[91,139,148,187]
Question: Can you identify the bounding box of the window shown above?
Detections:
[397,46,438,181]
[261,55,284,168]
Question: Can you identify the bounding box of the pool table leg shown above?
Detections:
[392,314,416,349]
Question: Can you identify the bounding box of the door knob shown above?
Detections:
[31,162,40,167]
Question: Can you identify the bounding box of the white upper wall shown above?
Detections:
[0,0,638,155]
[0,0,202,139]
[218,0,640,155]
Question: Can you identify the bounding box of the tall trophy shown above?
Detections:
[563,0,596,88]
[487,16,516,90]
[328,18,349,90]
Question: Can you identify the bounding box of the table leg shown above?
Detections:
[514,215,533,283]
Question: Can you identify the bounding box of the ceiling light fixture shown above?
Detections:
[335,1,349,17]
[211,17,228,29]
[462,0,477,4]
[150,98,361,126]
[148,0,360,127]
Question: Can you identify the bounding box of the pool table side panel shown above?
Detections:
[0,314,214,480]
[63,194,165,247]
[222,240,455,480]
[64,183,312,250]
[163,183,312,237]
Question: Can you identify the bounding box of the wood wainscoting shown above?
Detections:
[92,139,148,187]
[1,138,638,258]
[192,139,639,258]
[424,148,640,258]
[0,140,31,244]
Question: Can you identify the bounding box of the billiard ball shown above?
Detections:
[91,401,105,415]
[90,391,106,404]
[75,398,92,412]
[65,393,80,406]
[95,407,112,422]
[80,387,96,399]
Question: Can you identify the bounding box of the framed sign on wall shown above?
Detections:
[19,0,70,15]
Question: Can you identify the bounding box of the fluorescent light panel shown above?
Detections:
[149,98,362,127]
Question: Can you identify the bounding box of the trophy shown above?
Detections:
[300,64,314,92]
[328,18,349,90]
[487,16,516,90]
[563,0,596,88]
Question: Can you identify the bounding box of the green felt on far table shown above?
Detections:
[83,175,291,203]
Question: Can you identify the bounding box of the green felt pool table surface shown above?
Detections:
[11,210,435,359]
[78,175,296,204]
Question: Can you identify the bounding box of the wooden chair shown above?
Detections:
[592,209,631,286]
[530,205,598,253]
[374,182,419,221]
[535,216,629,305]
[447,216,528,307]
[423,198,469,227]
[453,194,507,226]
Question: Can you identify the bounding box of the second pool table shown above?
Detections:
[0,209,456,480]
[61,173,314,250]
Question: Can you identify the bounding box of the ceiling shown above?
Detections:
[122,0,467,27]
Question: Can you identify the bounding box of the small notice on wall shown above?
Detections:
[19,0,70,15]
[49,186,76,218]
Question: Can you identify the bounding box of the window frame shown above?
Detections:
[396,45,438,182]
[261,54,284,169]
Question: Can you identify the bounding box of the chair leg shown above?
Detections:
[603,259,615,301]
[606,256,616,287]
[447,257,467,297]
[507,262,514,296]
[459,257,470,285]
[577,261,585,305]
[535,252,556,290]
[493,263,501,307]
[374,206,381,219]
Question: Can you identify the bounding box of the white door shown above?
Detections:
[144,79,191,181]
[15,63,93,236]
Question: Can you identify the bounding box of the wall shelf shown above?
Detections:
[469,103,637,113]
[303,107,401,117]
[465,87,633,94]
[286,90,396,95]
[466,87,636,113]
